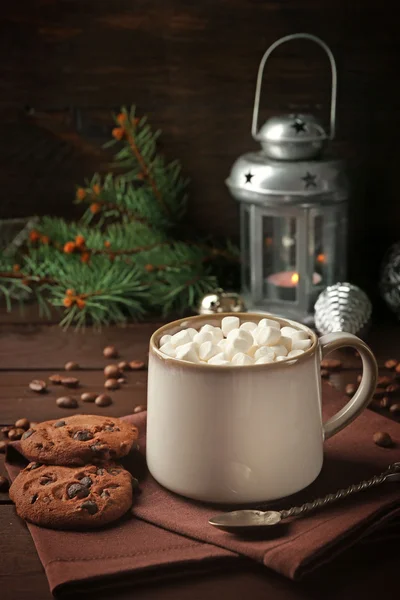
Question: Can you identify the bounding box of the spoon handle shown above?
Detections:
[279,462,400,520]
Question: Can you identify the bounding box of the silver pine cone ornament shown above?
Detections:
[380,242,400,317]
[314,282,372,336]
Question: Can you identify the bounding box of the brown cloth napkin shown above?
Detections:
[5,384,400,595]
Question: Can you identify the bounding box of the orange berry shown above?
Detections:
[104,240,111,248]
[81,252,90,264]
[66,289,75,297]
[41,235,50,245]
[116,113,127,125]
[112,127,124,141]
[76,188,86,201]
[63,297,73,308]
[13,264,20,272]
[145,264,155,273]
[63,241,76,254]
[29,230,40,242]
[76,297,86,310]
[92,184,101,195]
[75,235,85,248]
[90,202,101,214]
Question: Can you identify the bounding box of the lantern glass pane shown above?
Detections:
[240,205,251,294]
[263,215,298,303]
[312,206,347,289]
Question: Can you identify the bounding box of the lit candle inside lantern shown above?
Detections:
[266,270,322,301]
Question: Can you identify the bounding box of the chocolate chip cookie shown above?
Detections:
[20,415,138,466]
[10,462,135,529]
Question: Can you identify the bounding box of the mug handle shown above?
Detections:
[319,332,378,440]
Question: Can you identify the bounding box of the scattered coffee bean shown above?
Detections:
[389,403,400,414]
[377,376,393,387]
[80,500,98,514]
[320,369,329,379]
[118,361,129,371]
[103,345,118,359]
[320,358,342,370]
[384,359,398,370]
[373,431,393,447]
[79,476,93,487]
[133,405,146,414]
[0,476,9,492]
[8,428,25,441]
[129,360,145,370]
[386,383,400,394]
[104,364,121,378]
[15,418,30,430]
[56,396,78,409]
[95,394,112,407]
[81,392,97,403]
[104,378,119,390]
[21,429,34,440]
[0,441,7,453]
[1,426,11,435]
[31,494,38,504]
[49,374,63,385]
[117,377,126,384]
[345,384,356,397]
[65,361,80,371]
[29,379,47,393]
[61,377,80,388]
[379,397,391,409]
[357,374,362,383]
[73,430,94,442]
[67,483,89,499]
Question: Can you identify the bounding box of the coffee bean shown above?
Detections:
[1,426,11,435]
[27,462,41,470]
[79,476,92,487]
[80,500,98,514]
[65,361,80,371]
[29,379,47,393]
[133,405,146,414]
[31,494,38,504]
[373,431,394,447]
[0,476,9,492]
[73,430,94,442]
[385,359,398,370]
[104,364,120,378]
[104,378,119,390]
[8,428,25,441]
[377,376,393,387]
[67,483,89,499]
[21,429,34,440]
[80,392,97,403]
[54,420,66,428]
[395,363,400,375]
[345,384,356,397]
[56,396,78,409]
[320,359,342,370]
[129,360,145,370]
[389,403,400,414]
[386,383,400,394]
[95,394,112,407]
[117,377,126,384]
[15,418,30,430]
[103,345,118,359]
[118,361,129,371]
[61,377,80,388]
[320,369,329,379]
[379,397,391,409]
[49,374,63,385]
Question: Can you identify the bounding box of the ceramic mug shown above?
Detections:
[147,313,377,504]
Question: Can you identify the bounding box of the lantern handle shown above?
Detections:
[251,33,337,141]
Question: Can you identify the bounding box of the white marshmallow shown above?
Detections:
[240,321,257,332]
[232,352,254,366]
[254,326,281,347]
[288,349,305,357]
[292,339,312,351]
[290,330,309,342]
[218,338,228,351]
[226,328,253,345]
[199,341,220,361]
[193,330,214,346]
[208,353,231,365]
[258,318,280,330]
[200,324,215,334]
[170,329,193,348]
[280,326,299,338]
[221,316,240,337]
[269,344,288,357]
[185,327,198,340]
[160,334,172,346]
[254,346,275,360]
[280,336,292,351]
[159,342,176,357]
[225,330,253,357]
[255,355,275,364]
[175,342,200,363]
[211,326,224,343]
[276,355,287,362]
[247,345,260,358]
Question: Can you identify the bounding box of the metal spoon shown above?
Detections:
[209,462,400,534]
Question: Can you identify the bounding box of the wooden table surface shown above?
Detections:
[0,310,399,600]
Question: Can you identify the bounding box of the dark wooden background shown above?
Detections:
[1,0,399,303]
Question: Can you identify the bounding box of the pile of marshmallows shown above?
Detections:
[158,316,312,366]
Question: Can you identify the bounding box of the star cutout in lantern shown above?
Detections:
[244,172,254,184]
[291,119,306,134]
[302,172,317,189]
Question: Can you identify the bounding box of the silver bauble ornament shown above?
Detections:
[314,282,372,337]
[380,242,400,317]
[198,290,246,315]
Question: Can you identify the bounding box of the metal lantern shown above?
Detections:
[226,33,349,324]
